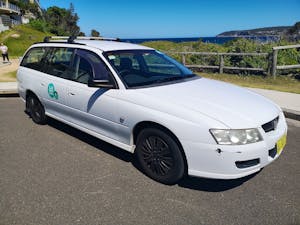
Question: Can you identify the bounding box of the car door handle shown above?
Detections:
[68,92,75,96]
[41,83,45,86]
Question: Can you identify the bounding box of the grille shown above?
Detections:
[262,116,279,133]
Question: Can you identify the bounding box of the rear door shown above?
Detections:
[39,47,74,120]
[18,47,48,101]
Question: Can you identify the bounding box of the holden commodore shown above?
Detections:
[17,36,287,184]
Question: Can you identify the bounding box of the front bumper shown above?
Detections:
[183,112,288,179]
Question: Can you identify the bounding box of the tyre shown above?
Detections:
[135,128,185,184]
[27,95,47,124]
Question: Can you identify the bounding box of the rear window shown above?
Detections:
[21,47,48,71]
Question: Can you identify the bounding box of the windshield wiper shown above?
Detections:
[155,74,196,83]
[129,74,197,88]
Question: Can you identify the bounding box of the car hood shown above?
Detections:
[131,78,281,128]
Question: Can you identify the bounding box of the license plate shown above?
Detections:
[277,134,287,155]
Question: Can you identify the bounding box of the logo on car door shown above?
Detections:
[48,83,58,99]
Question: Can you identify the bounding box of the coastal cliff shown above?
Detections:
[217,22,300,41]
[217,26,290,37]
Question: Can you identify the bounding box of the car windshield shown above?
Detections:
[103,50,197,88]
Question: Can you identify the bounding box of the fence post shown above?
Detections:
[181,54,186,65]
[219,54,224,74]
[271,49,278,78]
[267,53,273,76]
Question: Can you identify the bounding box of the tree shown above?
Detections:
[284,21,300,42]
[78,32,86,36]
[66,3,80,35]
[91,29,100,37]
[44,3,80,36]
[288,21,300,35]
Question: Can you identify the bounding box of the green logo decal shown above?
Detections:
[48,83,58,99]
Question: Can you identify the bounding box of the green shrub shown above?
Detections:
[29,19,49,33]
[143,38,300,76]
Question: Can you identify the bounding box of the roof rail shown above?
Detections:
[43,36,121,43]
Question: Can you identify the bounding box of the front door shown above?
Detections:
[65,49,120,141]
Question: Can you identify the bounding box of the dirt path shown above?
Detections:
[0,59,19,82]
[0,59,19,74]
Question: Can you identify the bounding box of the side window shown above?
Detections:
[21,47,47,71]
[44,48,74,79]
[71,49,112,84]
[72,55,93,84]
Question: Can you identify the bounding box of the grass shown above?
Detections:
[199,73,300,94]
[0,70,17,82]
[0,24,52,57]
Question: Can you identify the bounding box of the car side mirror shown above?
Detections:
[87,79,116,89]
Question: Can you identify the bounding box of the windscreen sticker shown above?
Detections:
[48,83,58,99]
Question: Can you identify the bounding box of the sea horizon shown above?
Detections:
[123,36,280,44]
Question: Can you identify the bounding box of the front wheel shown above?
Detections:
[135,128,185,184]
[27,95,47,124]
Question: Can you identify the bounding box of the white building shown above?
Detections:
[0,0,41,32]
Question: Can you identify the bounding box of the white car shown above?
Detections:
[17,36,287,184]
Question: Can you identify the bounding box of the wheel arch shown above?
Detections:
[26,89,39,100]
[25,90,42,111]
[132,121,188,173]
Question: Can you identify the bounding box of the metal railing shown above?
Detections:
[0,0,20,14]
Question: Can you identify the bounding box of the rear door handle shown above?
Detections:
[69,92,75,96]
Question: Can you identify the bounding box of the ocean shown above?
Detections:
[123,36,280,44]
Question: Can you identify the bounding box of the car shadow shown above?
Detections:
[47,118,133,163]
[46,117,259,192]
[178,172,260,192]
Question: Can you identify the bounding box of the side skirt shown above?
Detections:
[45,112,136,153]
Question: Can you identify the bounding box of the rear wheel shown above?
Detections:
[135,128,185,184]
[27,95,47,124]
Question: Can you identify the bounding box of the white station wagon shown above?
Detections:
[17,36,287,184]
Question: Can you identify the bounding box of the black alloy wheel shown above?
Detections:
[27,95,47,124]
[136,128,185,184]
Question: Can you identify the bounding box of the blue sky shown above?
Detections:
[40,0,300,38]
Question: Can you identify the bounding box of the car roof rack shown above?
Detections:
[43,36,121,43]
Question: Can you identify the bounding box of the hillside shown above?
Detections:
[217,26,291,37]
[0,25,51,57]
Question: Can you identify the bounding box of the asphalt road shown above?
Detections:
[0,98,299,225]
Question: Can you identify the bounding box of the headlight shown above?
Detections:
[210,128,263,145]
